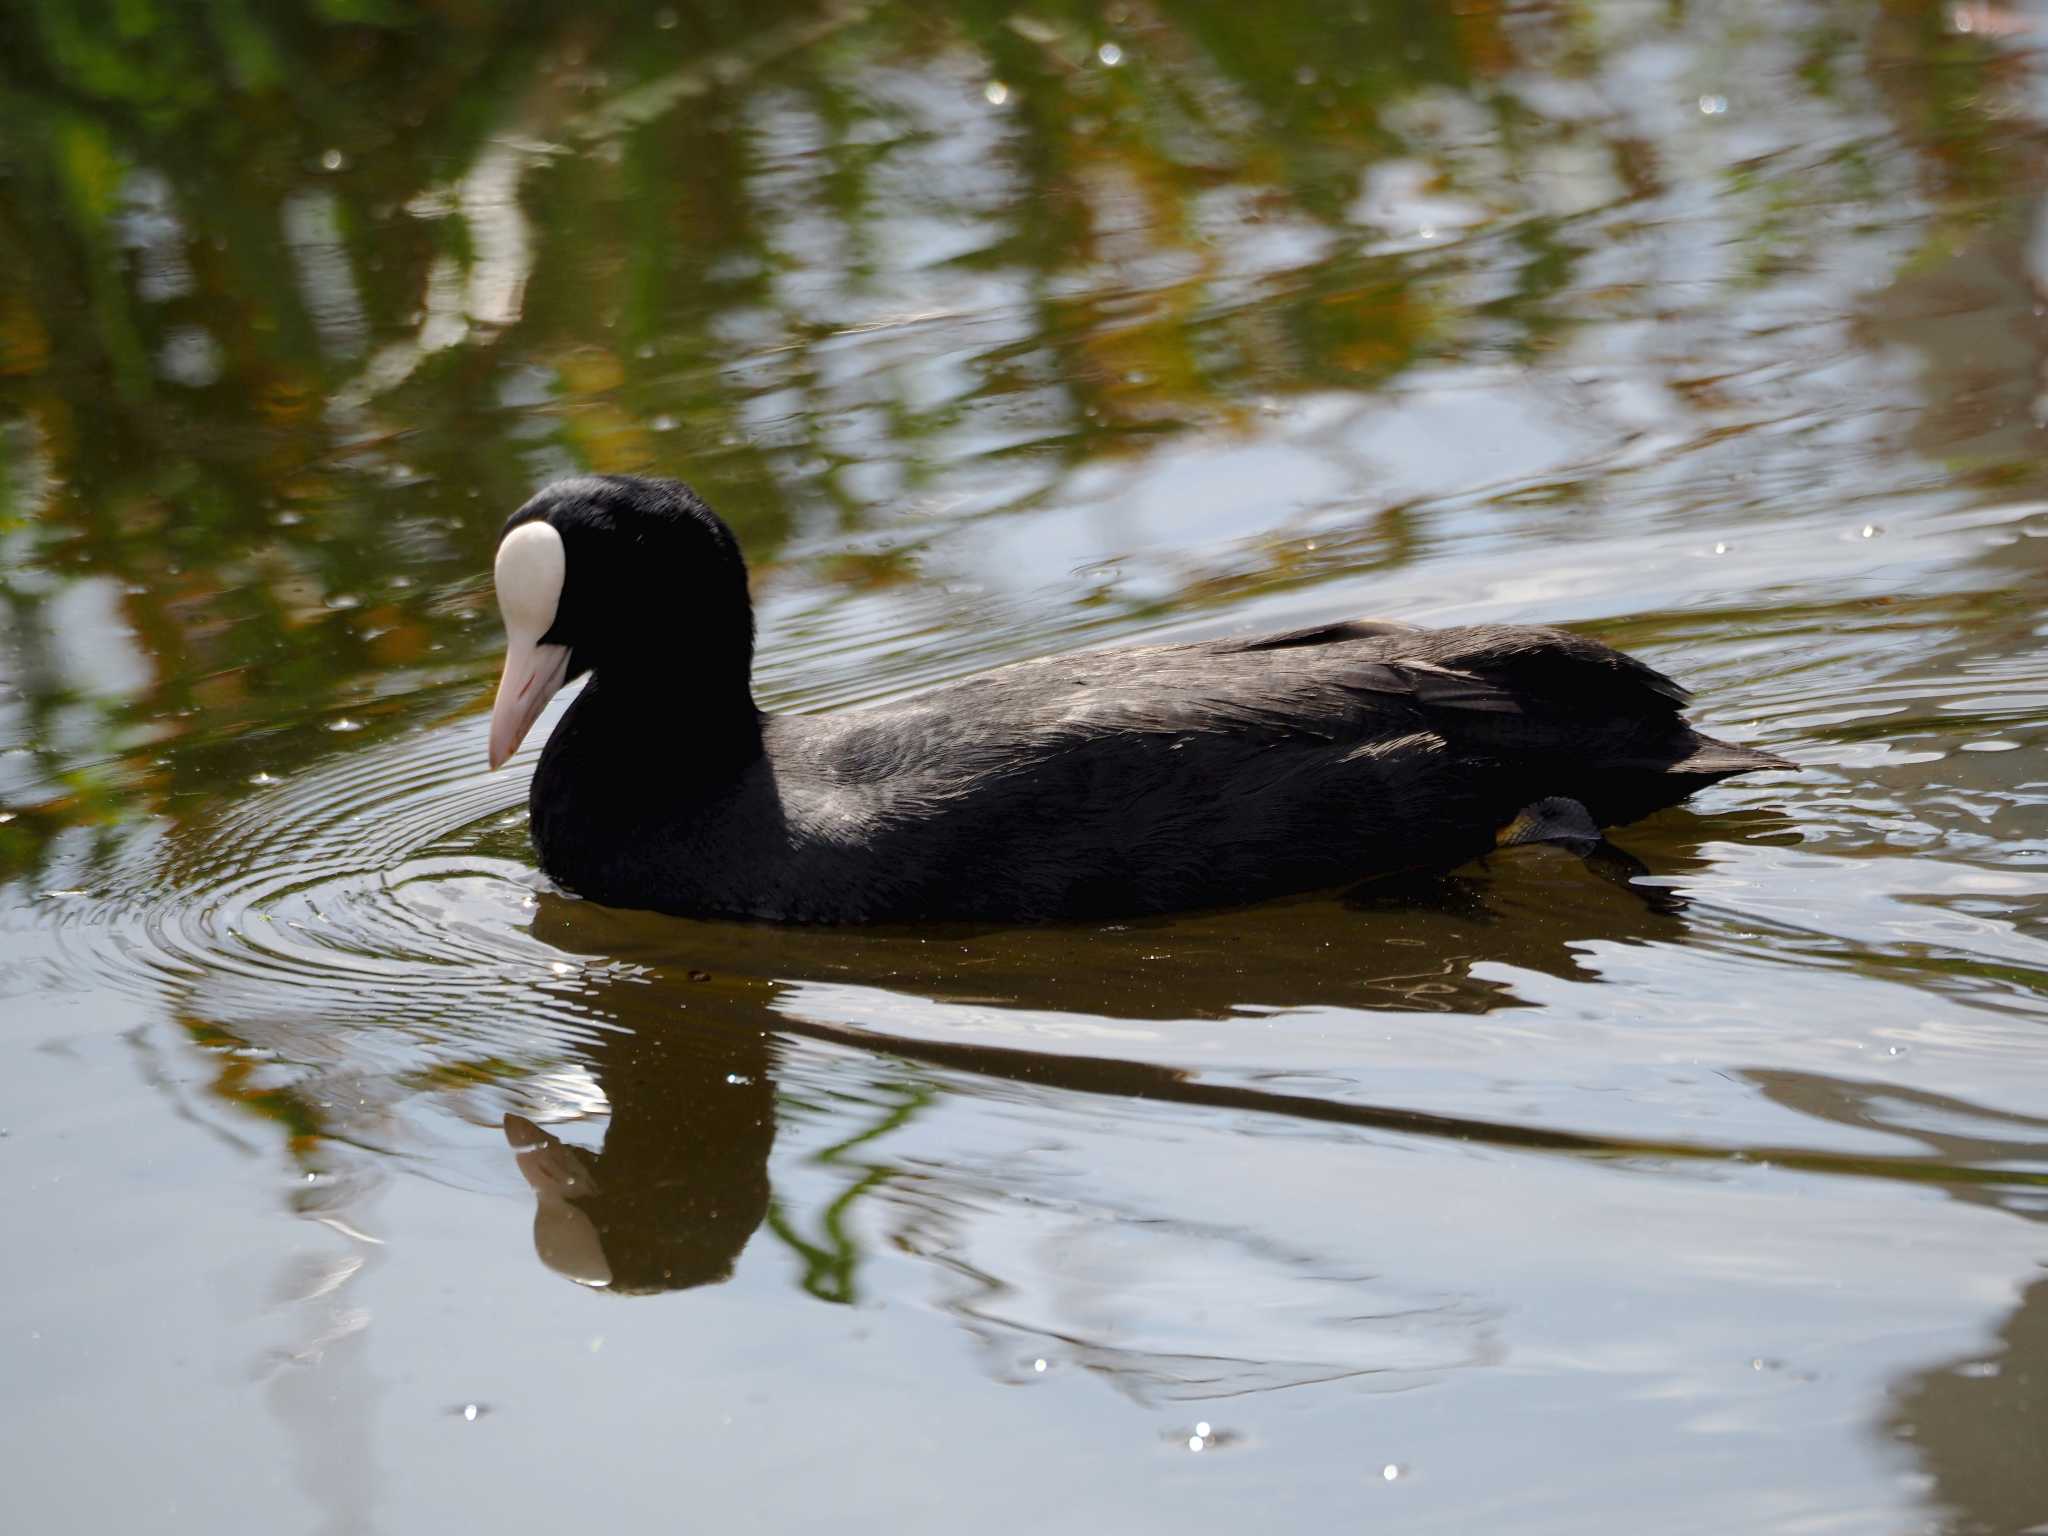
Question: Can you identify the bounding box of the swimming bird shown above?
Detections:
[488,475,1789,923]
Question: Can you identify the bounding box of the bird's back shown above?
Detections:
[690,619,1783,921]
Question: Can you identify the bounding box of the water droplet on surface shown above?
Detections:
[1382,1464,1402,1481]
[1957,1359,2001,1378]
[320,148,346,171]
[1195,1422,1211,1437]
[327,718,363,734]
[651,414,678,432]
[1887,1045,1907,1057]
[1187,1435,1204,1453]
[1097,41,1124,66]
[1713,541,1729,555]
[1032,1358,1047,1373]
[1698,94,1727,115]
[550,962,574,976]
[984,80,1010,106]
[1860,524,1878,538]
[462,1403,478,1422]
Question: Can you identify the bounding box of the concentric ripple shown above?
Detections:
[14,697,624,1117]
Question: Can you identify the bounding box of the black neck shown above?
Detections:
[567,664,765,787]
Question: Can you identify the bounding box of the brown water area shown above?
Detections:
[2,1,2046,1530]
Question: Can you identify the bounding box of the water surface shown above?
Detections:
[2,3,2046,1531]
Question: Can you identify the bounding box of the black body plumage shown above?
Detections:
[502,476,1789,924]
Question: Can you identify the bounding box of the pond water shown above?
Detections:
[3,2,2047,1530]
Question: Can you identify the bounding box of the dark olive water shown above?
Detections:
[3,3,2047,1531]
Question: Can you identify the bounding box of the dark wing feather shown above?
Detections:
[764,617,1784,920]
[1232,618,1420,652]
[1414,623,1695,709]
[1009,621,1692,745]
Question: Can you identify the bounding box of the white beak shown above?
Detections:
[489,520,571,770]
[505,1114,612,1288]
[488,635,571,769]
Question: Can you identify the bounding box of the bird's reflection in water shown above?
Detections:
[505,1021,776,1294]
[498,808,1776,1299]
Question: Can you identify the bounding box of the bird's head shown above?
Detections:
[488,475,755,769]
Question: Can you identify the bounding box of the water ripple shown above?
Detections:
[18,705,616,1096]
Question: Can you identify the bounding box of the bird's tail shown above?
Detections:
[1657,734,1795,777]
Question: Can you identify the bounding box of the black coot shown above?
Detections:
[487,476,1789,923]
